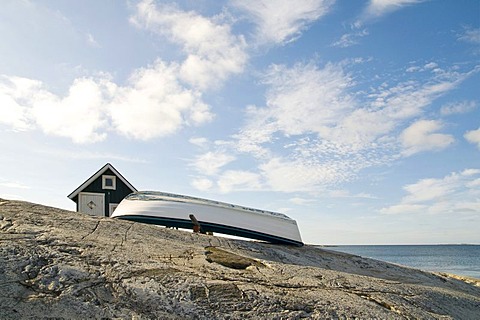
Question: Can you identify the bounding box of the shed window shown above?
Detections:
[102,175,116,190]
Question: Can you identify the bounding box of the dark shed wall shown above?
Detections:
[77,169,135,216]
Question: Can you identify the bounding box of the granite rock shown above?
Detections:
[0,199,479,319]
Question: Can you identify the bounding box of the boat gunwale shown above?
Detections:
[125,191,294,221]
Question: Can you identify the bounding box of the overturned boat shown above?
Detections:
[111,191,303,246]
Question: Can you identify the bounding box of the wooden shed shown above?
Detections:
[68,163,137,217]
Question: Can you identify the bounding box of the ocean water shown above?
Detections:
[326,245,480,279]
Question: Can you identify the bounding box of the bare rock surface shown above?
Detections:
[0,198,479,319]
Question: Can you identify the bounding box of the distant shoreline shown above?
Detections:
[322,244,480,280]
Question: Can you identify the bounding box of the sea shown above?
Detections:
[325,245,480,279]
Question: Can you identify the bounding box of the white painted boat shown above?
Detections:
[111,191,303,246]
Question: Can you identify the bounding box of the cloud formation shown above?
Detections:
[1,2,249,142]
[232,0,334,45]
[332,28,369,48]
[1,1,477,206]
[400,120,454,156]
[190,61,476,193]
[217,170,261,193]
[0,76,34,131]
[191,151,236,176]
[131,0,247,90]
[0,75,110,143]
[0,0,345,146]
[334,0,423,48]
[258,62,355,136]
[464,128,480,149]
[381,169,480,215]
[362,0,423,20]
[440,101,477,116]
[0,64,214,142]
[109,60,213,140]
[458,27,480,45]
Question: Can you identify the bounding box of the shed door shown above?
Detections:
[79,193,105,216]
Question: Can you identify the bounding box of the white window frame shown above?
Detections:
[109,203,119,215]
[102,175,116,190]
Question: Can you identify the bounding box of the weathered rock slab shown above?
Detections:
[1,199,479,319]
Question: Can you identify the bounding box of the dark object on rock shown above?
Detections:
[190,214,204,234]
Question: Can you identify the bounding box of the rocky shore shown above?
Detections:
[1,198,479,319]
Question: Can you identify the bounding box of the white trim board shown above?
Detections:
[68,163,137,200]
[109,203,119,215]
[102,175,116,190]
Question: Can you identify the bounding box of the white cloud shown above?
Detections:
[462,169,480,176]
[131,0,247,90]
[34,147,148,163]
[109,60,213,140]
[467,178,480,188]
[452,201,480,213]
[228,62,357,164]
[260,62,355,136]
[368,77,461,120]
[336,0,423,47]
[232,0,334,45]
[0,180,30,189]
[380,204,426,215]
[86,33,100,47]
[232,114,276,158]
[248,61,469,149]
[328,190,377,199]
[0,61,214,142]
[189,62,476,193]
[322,108,394,148]
[335,66,464,146]
[259,157,340,192]
[191,178,213,191]
[458,27,480,45]
[380,169,480,215]
[332,29,369,48]
[189,137,209,148]
[403,177,454,203]
[0,76,33,131]
[400,120,454,156]
[440,100,477,116]
[31,77,112,144]
[289,197,315,205]
[0,75,111,143]
[191,151,235,176]
[362,0,423,20]
[0,193,25,201]
[404,62,446,74]
[464,127,480,149]
[406,66,420,73]
[424,62,438,70]
[2,0,251,143]
[217,170,261,193]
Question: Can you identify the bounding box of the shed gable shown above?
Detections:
[68,163,137,217]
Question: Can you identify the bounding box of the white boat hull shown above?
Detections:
[111,191,303,246]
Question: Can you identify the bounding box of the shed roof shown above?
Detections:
[67,163,137,201]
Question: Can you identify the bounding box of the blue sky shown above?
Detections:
[1,0,479,245]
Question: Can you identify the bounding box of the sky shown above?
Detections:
[0,0,479,245]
